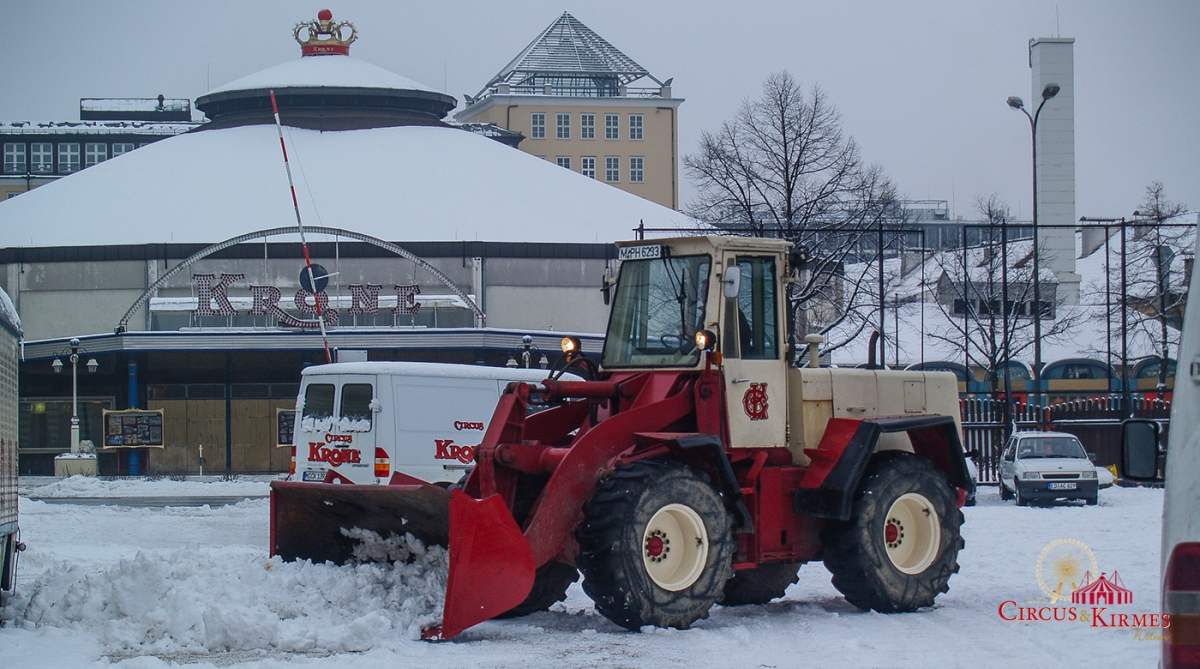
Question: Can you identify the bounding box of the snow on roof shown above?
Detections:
[0,123,691,247]
[206,55,441,96]
[0,286,20,337]
[0,120,196,136]
[80,98,190,113]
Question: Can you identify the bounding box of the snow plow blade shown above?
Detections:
[270,482,535,640]
[270,481,452,564]
[424,489,536,640]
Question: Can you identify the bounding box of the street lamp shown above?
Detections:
[1007,82,1060,409]
[52,337,99,454]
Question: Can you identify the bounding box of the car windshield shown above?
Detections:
[1017,437,1088,459]
[602,254,711,368]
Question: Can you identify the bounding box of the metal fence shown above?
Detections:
[960,395,1171,484]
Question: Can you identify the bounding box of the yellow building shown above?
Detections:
[454,13,682,210]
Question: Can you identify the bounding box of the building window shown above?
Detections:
[3,143,26,173]
[57,143,80,173]
[580,113,595,139]
[605,156,620,182]
[7,192,21,199]
[556,113,571,139]
[112,142,135,156]
[85,142,107,167]
[556,156,571,169]
[629,114,644,140]
[605,114,619,139]
[581,156,596,179]
[531,113,546,139]
[629,156,644,183]
[31,143,53,173]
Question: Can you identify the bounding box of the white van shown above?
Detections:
[292,362,567,485]
[1122,235,1200,668]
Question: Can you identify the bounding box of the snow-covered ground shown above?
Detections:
[1,480,1165,669]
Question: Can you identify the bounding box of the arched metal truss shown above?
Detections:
[117,226,485,332]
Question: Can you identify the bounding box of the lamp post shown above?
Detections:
[52,337,99,453]
[1007,82,1060,410]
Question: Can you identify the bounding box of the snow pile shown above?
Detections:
[22,475,271,498]
[5,531,447,653]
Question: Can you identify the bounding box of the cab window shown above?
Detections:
[734,256,778,360]
[339,383,374,432]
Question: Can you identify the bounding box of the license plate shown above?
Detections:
[301,470,326,482]
[1047,482,1077,490]
[618,244,662,260]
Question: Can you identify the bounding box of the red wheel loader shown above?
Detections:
[270,235,974,639]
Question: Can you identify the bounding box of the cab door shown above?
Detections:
[721,253,788,449]
[334,377,377,483]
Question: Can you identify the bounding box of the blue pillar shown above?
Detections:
[127,361,139,409]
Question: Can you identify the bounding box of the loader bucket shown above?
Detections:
[270,481,452,564]
[424,489,537,640]
[270,482,536,640]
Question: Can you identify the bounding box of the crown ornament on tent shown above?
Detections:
[294,9,357,56]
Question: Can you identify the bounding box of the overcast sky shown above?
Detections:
[2,1,1196,222]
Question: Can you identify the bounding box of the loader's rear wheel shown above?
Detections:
[721,562,803,606]
[576,459,735,631]
[821,452,963,613]
[495,561,579,619]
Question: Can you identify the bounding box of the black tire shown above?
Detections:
[575,459,736,631]
[1015,480,1028,506]
[496,561,579,618]
[1085,495,1098,506]
[721,562,802,606]
[1000,481,1012,501]
[821,452,963,613]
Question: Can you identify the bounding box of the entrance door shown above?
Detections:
[721,253,787,449]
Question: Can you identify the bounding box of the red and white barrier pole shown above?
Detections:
[269,90,332,364]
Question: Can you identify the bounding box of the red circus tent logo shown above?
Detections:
[1071,571,1133,605]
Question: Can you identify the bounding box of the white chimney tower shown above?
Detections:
[1029,37,1081,304]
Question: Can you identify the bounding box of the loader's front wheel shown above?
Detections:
[576,459,735,631]
[495,561,578,619]
[821,452,963,613]
[721,562,803,606]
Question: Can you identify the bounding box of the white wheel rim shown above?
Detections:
[642,503,709,591]
[883,493,941,575]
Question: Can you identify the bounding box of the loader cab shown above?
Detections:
[603,236,791,449]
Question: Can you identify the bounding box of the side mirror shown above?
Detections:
[722,268,741,299]
[1121,419,1162,483]
[1087,452,1097,462]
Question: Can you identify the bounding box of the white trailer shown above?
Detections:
[0,288,22,606]
[292,362,573,485]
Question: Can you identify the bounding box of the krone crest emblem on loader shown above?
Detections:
[743,383,769,420]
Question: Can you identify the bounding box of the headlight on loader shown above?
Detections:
[695,329,717,351]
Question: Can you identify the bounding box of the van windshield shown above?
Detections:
[602,254,711,368]
[1017,437,1088,460]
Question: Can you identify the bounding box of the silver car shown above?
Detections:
[999,432,1099,506]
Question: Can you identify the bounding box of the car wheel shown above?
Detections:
[1015,480,1028,507]
[1000,482,1012,501]
[1085,495,1098,506]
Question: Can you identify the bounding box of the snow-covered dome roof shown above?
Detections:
[206,55,440,97]
[0,123,690,247]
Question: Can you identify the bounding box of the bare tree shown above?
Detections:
[1086,182,1192,391]
[921,196,1081,392]
[683,71,906,358]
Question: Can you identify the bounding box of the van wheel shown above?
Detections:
[496,561,578,618]
[721,562,802,606]
[821,452,963,613]
[576,459,735,631]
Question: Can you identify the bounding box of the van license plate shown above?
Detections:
[302,470,326,482]
[1047,482,1077,490]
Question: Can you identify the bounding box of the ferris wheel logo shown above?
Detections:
[1036,538,1097,603]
